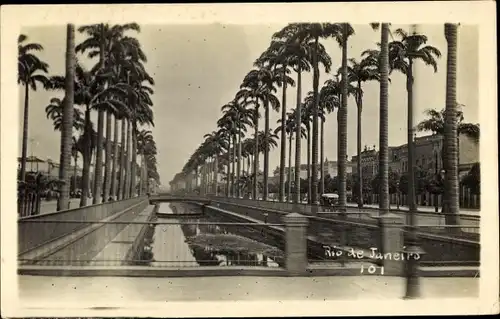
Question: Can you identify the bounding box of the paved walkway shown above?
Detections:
[19,275,478,302]
[90,205,156,265]
[39,198,81,214]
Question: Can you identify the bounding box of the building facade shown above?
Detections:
[18,156,84,179]
[350,133,479,178]
[273,160,354,181]
[351,147,378,179]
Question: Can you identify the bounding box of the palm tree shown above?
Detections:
[337,23,356,212]
[239,68,280,200]
[275,108,305,201]
[18,34,50,183]
[417,107,479,142]
[57,24,76,211]
[241,137,255,177]
[118,119,128,200]
[48,63,128,207]
[392,27,442,215]
[221,100,252,198]
[128,81,155,198]
[347,56,380,207]
[255,41,296,202]
[318,82,340,195]
[275,23,341,206]
[418,102,479,221]
[76,23,148,203]
[353,22,393,219]
[444,18,460,224]
[302,96,313,202]
[257,129,279,157]
[217,112,237,197]
[203,130,226,195]
[137,129,156,195]
[374,23,391,217]
[45,97,85,132]
[272,25,312,204]
[110,114,120,199]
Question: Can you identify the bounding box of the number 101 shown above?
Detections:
[360,264,385,275]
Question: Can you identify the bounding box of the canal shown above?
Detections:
[136,202,285,267]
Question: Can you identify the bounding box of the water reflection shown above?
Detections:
[137,203,284,267]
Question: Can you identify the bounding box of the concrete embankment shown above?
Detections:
[19,198,150,266]
[90,204,157,265]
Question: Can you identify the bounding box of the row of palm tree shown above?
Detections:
[170,23,467,222]
[18,23,161,213]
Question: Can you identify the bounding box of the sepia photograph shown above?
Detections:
[1,2,498,317]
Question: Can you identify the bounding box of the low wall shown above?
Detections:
[37,200,149,263]
[414,232,480,266]
[126,204,158,263]
[211,199,479,267]
[18,196,148,257]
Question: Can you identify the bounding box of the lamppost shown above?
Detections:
[396,181,400,209]
[434,142,440,213]
[439,168,446,213]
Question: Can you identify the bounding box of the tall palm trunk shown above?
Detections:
[73,153,78,192]
[263,101,270,200]
[293,67,303,204]
[80,107,92,207]
[103,111,112,201]
[137,153,143,196]
[338,23,349,211]
[320,119,325,196]
[214,154,219,196]
[356,86,364,208]
[18,82,31,214]
[20,85,30,183]
[288,133,293,200]
[118,119,127,200]
[307,125,311,203]
[407,59,417,217]
[231,135,236,197]
[125,120,132,198]
[378,23,390,216]
[226,138,231,197]
[311,36,320,206]
[130,124,138,197]
[93,24,106,205]
[110,117,119,199]
[57,23,75,211]
[444,23,460,226]
[279,70,288,202]
[200,163,205,195]
[253,103,260,200]
[237,128,242,198]
[93,110,104,204]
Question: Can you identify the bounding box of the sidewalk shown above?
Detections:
[39,198,83,214]
[19,275,478,302]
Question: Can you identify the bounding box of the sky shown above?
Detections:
[18,23,478,186]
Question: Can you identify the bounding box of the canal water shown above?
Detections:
[137,203,284,267]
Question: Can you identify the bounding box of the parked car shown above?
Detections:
[320,193,339,211]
